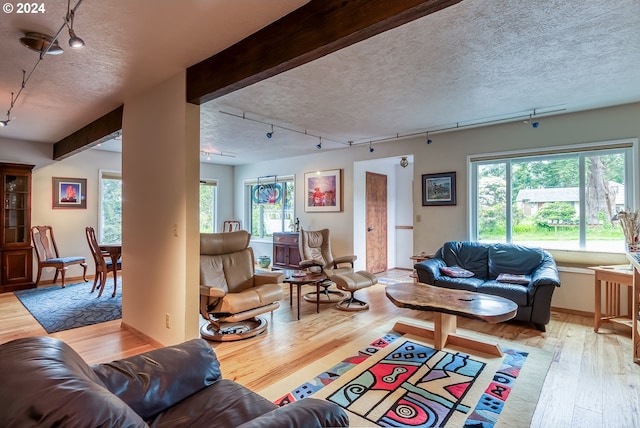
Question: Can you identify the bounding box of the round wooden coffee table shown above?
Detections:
[283,270,328,320]
[386,282,518,356]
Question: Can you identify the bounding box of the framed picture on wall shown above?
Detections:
[422,172,456,206]
[304,169,342,212]
[52,177,87,209]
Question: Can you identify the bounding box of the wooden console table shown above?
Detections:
[590,265,634,333]
[272,232,301,270]
[626,252,640,365]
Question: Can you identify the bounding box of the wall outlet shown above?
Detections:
[165,313,170,329]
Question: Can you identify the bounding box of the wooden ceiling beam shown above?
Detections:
[53,105,123,160]
[186,0,462,105]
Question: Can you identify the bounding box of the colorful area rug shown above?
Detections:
[274,332,551,427]
[14,280,121,333]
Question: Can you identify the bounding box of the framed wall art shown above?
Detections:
[304,169,342,212]
[52,177,87,209]
[422,171,456,206]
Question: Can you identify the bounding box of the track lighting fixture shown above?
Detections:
[523,112,540,129]
[66,0,85,48]
[19,32,64,55]
[400,156,409,168]
[266,124,274,139]
[426,132,433,144]
[1,0,85,130]
[369,142,374,153]
[316,137,323,150]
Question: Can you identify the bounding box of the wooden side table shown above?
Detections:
[590,265,634,333]
[410,254,433,282]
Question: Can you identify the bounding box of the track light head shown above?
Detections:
[369,143,374,153]
[0,120,9,128]
[68,28,85,48]
[531,121,540,129]
[66,4,84,49]
[316,142,322,149]
[427,138,433,144]
[400,156,409,168]
[266,124,274,139]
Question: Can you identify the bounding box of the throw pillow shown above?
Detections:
[440,265,475,278]
[496,273,531,285]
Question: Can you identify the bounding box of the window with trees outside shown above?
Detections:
[245,177,295,239]
[100,171,122,244]
[470,141,637,253]
[199,181,217,232]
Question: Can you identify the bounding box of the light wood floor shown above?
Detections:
[2,270,639,427]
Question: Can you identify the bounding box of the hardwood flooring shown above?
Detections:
[1,270,639,427]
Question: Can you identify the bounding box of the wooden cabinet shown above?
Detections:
[0,163,34,292]
[272,232,301,270]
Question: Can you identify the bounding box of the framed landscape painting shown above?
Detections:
[304,169,342,212]
[52,177,87,209]
[422,172,456,206]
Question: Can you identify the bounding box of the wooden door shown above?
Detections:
[366,172,387,273]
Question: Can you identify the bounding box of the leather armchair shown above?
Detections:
[0,336,349,427]
[298,228,377,311]
[200,230,284,341]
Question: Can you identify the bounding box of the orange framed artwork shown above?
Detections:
[304,169,342,212]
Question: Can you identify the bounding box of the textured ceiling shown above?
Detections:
[2,0,640,166]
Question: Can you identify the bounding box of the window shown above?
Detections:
[199,181,217,232]
[470,141,637,252]
[245,177,295,238]
[99,171,122,244]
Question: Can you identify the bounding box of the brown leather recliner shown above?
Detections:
[298,228,377,311]
[200,230,284,341]
[0,336,349,427]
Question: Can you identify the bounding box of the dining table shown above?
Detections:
[99,243,122,297]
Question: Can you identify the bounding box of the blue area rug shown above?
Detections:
[14,280,122,333]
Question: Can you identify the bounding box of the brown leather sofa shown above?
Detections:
[0,336,348,427]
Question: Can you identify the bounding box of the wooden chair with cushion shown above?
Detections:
[85,227,121,297]
[31,225,88,288]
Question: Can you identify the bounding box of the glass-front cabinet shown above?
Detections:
[0,163,34,292]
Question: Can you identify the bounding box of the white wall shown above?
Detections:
[234,143,415,272]
[31,149,122,282]
[122,71,200,345]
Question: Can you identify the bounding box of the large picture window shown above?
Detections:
[470,141,637,253]
[245,176,295,238]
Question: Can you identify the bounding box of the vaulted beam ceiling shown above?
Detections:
[187,0,462,104]
[53,0,461,159]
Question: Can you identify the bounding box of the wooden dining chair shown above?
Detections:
[85,227,121,297]
[223,220,241,232]
[31,225,88,288]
